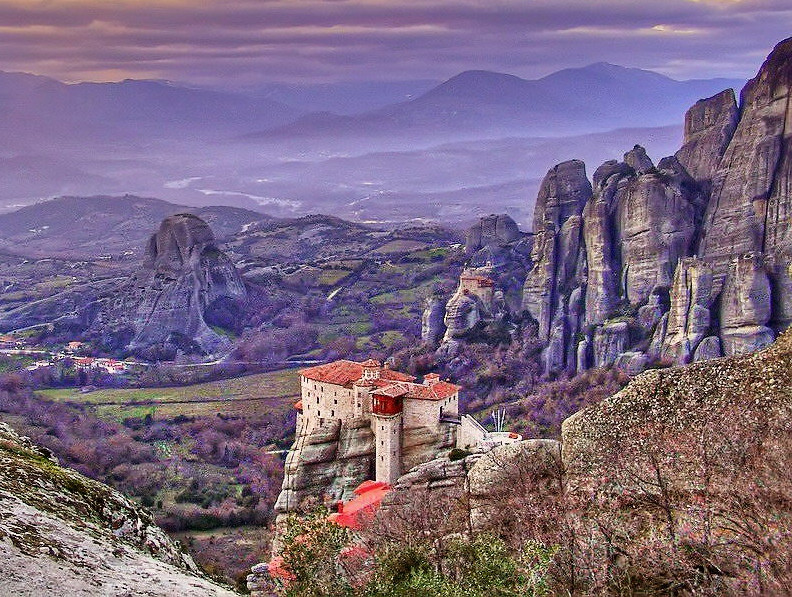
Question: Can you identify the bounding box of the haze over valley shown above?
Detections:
[0,65,739,227]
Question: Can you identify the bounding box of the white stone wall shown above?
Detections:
[402,393,458,430]
[353,385,373,418]
[374,413,402,484]
[457,414,488,449]
[300,377,355,431]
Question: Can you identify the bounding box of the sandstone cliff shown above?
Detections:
[274,416,455,517]
[433,37,792,375]
[94,214,247,358]
[0,422,236,596]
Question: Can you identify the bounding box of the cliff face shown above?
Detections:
[0,422,235,596]
[94,214,247,358]
[431,37,792,375]
[274,416,455,516]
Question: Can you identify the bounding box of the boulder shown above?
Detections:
[613,351,648,376]
[693,335,723,361]
[467,440,561,529]
[593,321,630,368]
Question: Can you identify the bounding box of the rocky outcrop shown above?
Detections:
[719,252,774,356]
[698,38,792,283]
[523,160,590,340]
[465,213,521,254]
[442,291,482,340]
[657,258,715,363]
[94,214,247,358]
[433,37,792,376]
[275,418,374,513]
[421,296,447,346]
[675,89,739,190]
[275,417,455,516]
[562,328,792,494]
[0,422,234,596]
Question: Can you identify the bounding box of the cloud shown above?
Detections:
[0,0,789,84]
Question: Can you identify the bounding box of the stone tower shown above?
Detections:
[371,384,404,484]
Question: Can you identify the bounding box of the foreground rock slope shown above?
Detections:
[0,422,237,596]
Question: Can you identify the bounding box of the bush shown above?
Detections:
[448,448,471,462]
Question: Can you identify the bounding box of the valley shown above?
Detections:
[1,17,791,595]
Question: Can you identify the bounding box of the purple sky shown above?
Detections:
[1,0,791,85]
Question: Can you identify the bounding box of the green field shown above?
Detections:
[38,368,301,421]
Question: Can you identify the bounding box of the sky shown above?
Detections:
[1,0,791,86]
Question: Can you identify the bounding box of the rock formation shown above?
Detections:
[562,327,792,494]
[0,422,234,596]
[433,36,792,376]
[94,214,247,358]
[421,295,447,346]
[675,89,739,191]
[275,416,455,515]
[465,213,521,255]
[523,160,590,341]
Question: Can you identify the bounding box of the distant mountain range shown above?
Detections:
[0,64,744,221]
[250,63,743,142]
[0,71,300,149]
[252,79,440,115]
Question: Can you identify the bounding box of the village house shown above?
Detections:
[297,359,461,484]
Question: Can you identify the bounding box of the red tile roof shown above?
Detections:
[300,360,415,386]
[327,481,390,529]
[373,380,460,401]
[300,360,414,386]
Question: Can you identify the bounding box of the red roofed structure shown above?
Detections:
[295,358,461,485]
[300,360,414,387]
[327,481,390,530]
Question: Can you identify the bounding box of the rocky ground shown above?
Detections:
[0,422,238,596]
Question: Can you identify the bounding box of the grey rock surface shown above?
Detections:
[0,422,235,597]
[95,214,247,357]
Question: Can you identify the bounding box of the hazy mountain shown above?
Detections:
[0,71,301,148]
[253,64,743,142]
[0,195,273,258]
[254,79,439,115]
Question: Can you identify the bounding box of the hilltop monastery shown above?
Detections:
[297,358,465,484]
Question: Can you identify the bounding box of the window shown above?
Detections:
[318,411,321,417]
[331,410,335,417]
[334,399,337,405]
